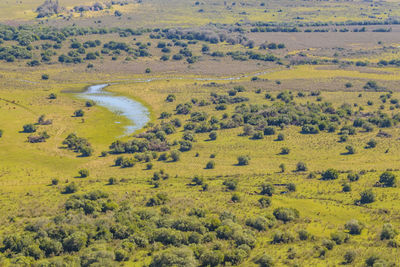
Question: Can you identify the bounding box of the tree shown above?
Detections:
[280,147,290,155]
[379,171,396,187]
[63,182,78,194]
[380,223,398,240]
[359,189,375,204]
[63,231,87,252]
[279,163,285,173]
[79,169,89,178]
[321,169,339,180]
[287,183,296,192]
[343,250,356,264]
[366,139,377,148]
[273,207,299,222]
[345,145,355,154]
[48,93,57,99]
[170,150,181,162]
[254,254,274,267]
[237,155,250,166]
[223,179,238,191]
[74,109,84,117]
[209,131,217,140]
[345,219,364,235]
[347,172,360,182]
[206,161,215,169]
[23,124,37,133]
[260,183,275,196]
[296,162,307,172]
[150,248,196,267]
[258,197,271,208]
[263,127,275,135]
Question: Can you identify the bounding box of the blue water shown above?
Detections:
[79,84,150,135]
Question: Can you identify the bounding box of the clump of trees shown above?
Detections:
[62,133,93,157]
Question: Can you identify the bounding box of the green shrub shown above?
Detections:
[258,197,271,208]
[296,162,307,172]
[63,182,78,194]
[260,183,275,196]
[343,250,356,264]
[254,254,274,267]
[206,160,215,169]
[79,169,89,178]
[379,171,396,187]
[345,219,364,235]
[359,189,375,204]
[74,109,84,117]
[321,169,339,180]
[380,223,398,240]
[23,124,37,133]
[237,155,250,166]
[273,207,299,222]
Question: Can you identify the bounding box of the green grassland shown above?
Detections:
[1,62,400,265]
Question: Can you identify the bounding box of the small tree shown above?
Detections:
[279,163,285,173]
[366,139,377,148]
[287,183,296,192]
[277,133,284,141]
[48,93,57,99]
[359,189,375,204]
[23,124,37,133]
[345,145,355,154]
[343,250,356,264]
[345,219,364,235]
[74,109,84,117]
[380,223,398,240]
[273,207,299,223]
[321,169,339,180]
[63,182,78,194]
[379,171,396,187]
[206,161,215,169]
[258,197,271,208]
[170,150,181,162]
[254,254,274,267]
[260,183,275,196]
[280,147,290,155]
[237,155,250,166]
[209,131,217,140]
[79,169,89,178]
[296,162,307,172]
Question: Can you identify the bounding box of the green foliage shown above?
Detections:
[321,169,339,180]
[79,169,89,178]
[379,171,396,187]
[273,207,299,222]
[260,183,275,196]
[345,219,364,235]
[237,155,250,166]
[359,189,375,204]
[23,123,37,133]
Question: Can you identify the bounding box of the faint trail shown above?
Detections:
[0,97,36,114]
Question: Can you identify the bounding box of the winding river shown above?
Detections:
[79,84,150,135]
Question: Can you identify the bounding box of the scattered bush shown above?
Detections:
[79,169,89,178]
[345,219,364,235]
[273,207,299,222]
[237,155,250,166]
[379,171,396,187]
